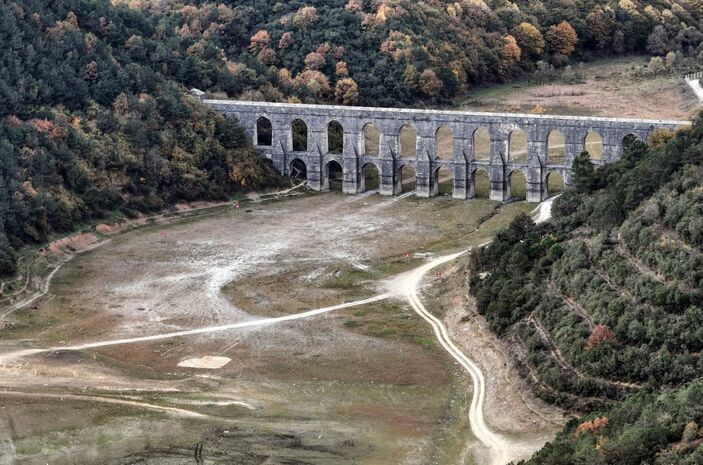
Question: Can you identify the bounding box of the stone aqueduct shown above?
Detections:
[200,96,689,202]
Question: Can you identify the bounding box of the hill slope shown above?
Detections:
[468,120,703,463]
[0,1,283,277]
[120,0,703,106]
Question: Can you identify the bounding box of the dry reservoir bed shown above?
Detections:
[0,190,561,465]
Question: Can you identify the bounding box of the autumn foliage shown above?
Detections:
[575,417,609,436]
[546,21,579,56]
[334,78,359,105]
[587,325,617,350]
[59,0,699,108]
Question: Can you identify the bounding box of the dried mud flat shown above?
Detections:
[0,191,561,465]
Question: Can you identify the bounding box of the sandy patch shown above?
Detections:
[41,232,104,258]
[165,397,257,410]
[177,355,231,369]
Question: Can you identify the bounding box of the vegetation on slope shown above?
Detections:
[0,1,283,277]
[116,0,703,106]
[468,119,703,463]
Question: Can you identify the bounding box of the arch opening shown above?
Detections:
[327,121,343,154]
[292,119,308,152]
[256,117,272,146]
[470,168,490,199]
[585,131,603,161]
[508,170,527,200]
[362,123,380,156]
[436,126,454,160]
[509,128,528,164]
[396,164,416,194]
[547,130,565,165]
[473,127,490,160]
[290,159,307,182]
[434,166,453,196]
[325,160,343,192]
[546,171,565,198]
[399,124,417,158]
[361,162,380,193]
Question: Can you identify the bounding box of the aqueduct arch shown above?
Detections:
[200,96,689,202]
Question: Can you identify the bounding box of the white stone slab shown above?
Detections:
[177,356,231,369]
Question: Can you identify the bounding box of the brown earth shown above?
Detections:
[458,56,699,120]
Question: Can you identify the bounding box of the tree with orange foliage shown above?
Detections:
[586,324,616,350]
[257,47,277,66]
[335,61,349,76]
[498,35,521,78]
[316,43,331,56]
[304,51,325,70]
[296,70,331,96]
[575,416,609,436]
[419,69,443,98]
[511,23,544,59]
[546,21,578,56]
[380,31,413,62]
[334,78,359,105]
[293,6,318,28]
[249,30,270,52]
[278,32,293,49]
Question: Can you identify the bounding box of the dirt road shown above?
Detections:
[0,293,393,362]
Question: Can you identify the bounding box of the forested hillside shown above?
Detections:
[0,1,283,277]
[468,119,703,464]
[118,0,703,106]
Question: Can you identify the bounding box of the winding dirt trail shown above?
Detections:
[380,197,558,465]
[387,250,515,465]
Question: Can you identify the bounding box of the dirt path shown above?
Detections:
[616,231,698,294]
[547,280,595,330]
[1,249,532,465]
[0,293,393,362]
[387,251,517,465]
[381,198,560,465]
[0,391,213,419]
[532,195,558,224]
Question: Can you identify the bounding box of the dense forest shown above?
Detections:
[113,0,703,106]
[0,1,284,277]
[468,117,703,463]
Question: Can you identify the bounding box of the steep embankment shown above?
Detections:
[468,118,703,464]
